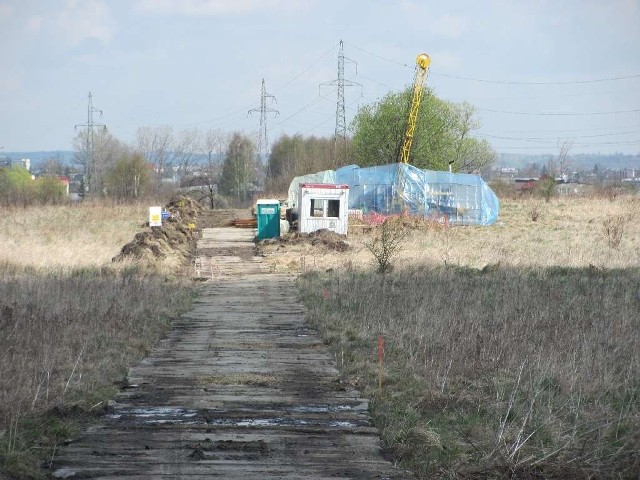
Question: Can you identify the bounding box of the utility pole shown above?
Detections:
[249,79,278,186]
[75,92,106,195]
[249,78,279,160]
[320,40,362,165]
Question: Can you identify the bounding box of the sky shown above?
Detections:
[1,0,639,157]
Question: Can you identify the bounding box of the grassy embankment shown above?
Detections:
[298,196,640,478]
[0,201,197,478]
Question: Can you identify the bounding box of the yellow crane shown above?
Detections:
[399,53,431,164]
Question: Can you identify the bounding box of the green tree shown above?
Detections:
[266,134,342,194]
[105,152,150,199]
[0,165,33,206]
[73,128,128,196]
[34,176,66,204]
[220,132,256,202]
[350,88,495,171]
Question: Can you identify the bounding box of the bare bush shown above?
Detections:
[602,214,626,248]
[363,218,409,273]
[528,200,542,222]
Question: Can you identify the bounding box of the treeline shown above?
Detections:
[0,86,494,207]
[0,167,67,207]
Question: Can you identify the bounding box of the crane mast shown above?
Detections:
[399,53,431,164]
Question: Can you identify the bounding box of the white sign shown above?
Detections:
[262,207,276,215]
[149,206,162,227]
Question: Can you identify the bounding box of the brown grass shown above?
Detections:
[0,200,196,478]
[0,201,148,268]
[296,195,640,478]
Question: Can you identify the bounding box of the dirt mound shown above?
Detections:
[113,195,203,264]
[259,229,350,252]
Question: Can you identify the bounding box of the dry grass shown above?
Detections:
[296,195,640,478]
[0,200,196,478]
[0,201,148,268]
[263,196,640,274]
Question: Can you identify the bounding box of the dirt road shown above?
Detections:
[52,228,409,479]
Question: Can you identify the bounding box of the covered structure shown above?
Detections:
[298,183,349,235]
[288,163,499,226]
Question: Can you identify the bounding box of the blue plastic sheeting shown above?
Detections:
[288,163,499,226]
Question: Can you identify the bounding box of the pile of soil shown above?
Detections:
[258,229,350,252]
[112,195,203,264]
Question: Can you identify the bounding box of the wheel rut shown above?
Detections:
[51,228,409,479]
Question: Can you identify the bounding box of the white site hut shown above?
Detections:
[298,183,349,235]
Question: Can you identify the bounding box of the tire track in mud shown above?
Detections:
[51,228,409,479]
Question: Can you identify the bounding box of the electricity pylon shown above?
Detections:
[249,79,279,163]
[75,92,106,195]
[320,40,362,165]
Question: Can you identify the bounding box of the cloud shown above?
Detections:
[0,71,22,93]
[56,0,114,45]
[430,13,468,39]
[398,2,468,38]
[429,50,462,71]
[26,15,43,34]
[0,3,11,19]
[135,0,311,16]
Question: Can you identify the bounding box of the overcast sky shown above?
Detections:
[1,0,639,156]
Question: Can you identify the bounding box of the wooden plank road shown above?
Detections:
[52,228,409,479]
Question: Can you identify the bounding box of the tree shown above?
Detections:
[219,133,256,202]
[0,165,33,206]
[557,140,572,181]
[136,126,174,191]
[266,134,340,194]
[173,128,201,184]
[73,128,127,196]
[197,129,229,209]
[105,152,150,199]
[350,88,495,172]
[34,176,66,205]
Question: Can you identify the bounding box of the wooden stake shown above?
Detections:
[377,335,384,393]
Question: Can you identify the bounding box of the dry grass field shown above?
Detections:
[293,196,640,478]
[0,202,148,267]
[0,201,196,478]
[1,195,638,478]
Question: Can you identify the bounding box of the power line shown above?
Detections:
[273,44,338,93]
[477,130,640,142]
[486,124,640,134]
[344,42,640,86]
[478,107,640,116]
[433,71,640,85]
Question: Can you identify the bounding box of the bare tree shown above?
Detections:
[173,128,201,184]
[557,139,572,182]
[73,128,128,196]
[198,129,229,208]
[136,126,174,191]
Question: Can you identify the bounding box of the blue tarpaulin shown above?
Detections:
[288,163,499,226]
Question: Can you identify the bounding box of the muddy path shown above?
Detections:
[51,228,409,479]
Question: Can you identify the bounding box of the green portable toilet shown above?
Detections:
[256,199,280,240]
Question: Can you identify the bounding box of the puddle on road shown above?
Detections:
[107,405,366,429]
[108,406,199,424]
[289,404,353,413]
[207,417,362,429]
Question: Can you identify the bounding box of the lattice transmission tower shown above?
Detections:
[249,78,279,163]
[320,40,362,163]
[75,91,106,195]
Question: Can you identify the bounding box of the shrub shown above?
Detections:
[602,214,626,248]
[363,218,409,273]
